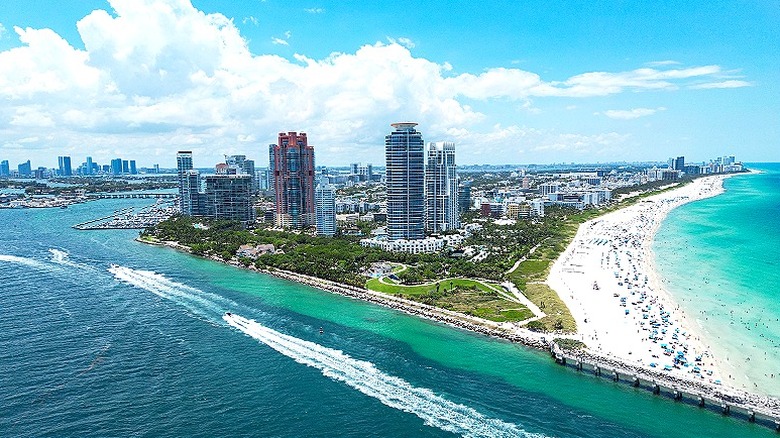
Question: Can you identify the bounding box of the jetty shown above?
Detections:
[550,342,780,431]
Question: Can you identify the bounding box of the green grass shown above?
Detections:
[521,283,576,333]
[515,259,550,280]
[554,338,587,351]
[366,277,533,323]
[366,277,496,296]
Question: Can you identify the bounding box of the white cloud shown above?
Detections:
[645,60,680,67]
[242,16,258,26]
[397,37,415,49]
[600,107,666,120]
[690,80,752,89]
[0,0,750,166]
[0,22,6,38]
[304,8,325,14]
[271,37,289,46]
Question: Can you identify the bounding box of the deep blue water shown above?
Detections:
[0,196,772,437]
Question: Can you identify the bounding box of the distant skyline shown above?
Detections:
[0,0,778,167]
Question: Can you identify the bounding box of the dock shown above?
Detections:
[86,193,177,200]
[73,201,177,230]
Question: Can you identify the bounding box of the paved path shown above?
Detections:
[505,240,546,275]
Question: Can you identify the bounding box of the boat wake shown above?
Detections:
[48,248,96,271]
[108,265,240,325]
[224,313,543,438]
[0,254,59,271]
[108,264,544,437]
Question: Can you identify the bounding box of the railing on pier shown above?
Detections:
[549,342,780,431]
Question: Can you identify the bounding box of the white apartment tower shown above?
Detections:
[425,141,459,232]
[315,183,336,236]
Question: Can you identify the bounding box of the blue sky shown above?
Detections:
[0,0,777,167]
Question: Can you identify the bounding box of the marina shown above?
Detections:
[72,199,178,230]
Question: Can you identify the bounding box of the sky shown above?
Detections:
[0,0,778,168]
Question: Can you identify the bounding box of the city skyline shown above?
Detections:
[0,0,777,167]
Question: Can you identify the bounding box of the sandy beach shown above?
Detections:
[549,174,741,387]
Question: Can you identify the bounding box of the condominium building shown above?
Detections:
[385,122,425,240]
[270,132,316,228]
[315,183,336,236]
[457,181,471,213]
[176,151,194,211]
[425,141,459,232]
[202,174,255,224]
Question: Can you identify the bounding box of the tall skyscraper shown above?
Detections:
[267,144,276,197]
[176,151,194,211]
[315,184,336,236]
[110,158,122,175]
[129,160,137,175]
[0,160,9,177]
[425,141,459,232]
[122,160,130,174]
[270,131,316,228]
[385,122,425,241]
[58,156,72,176]
[18,160,32,176]
[85,156,94,175]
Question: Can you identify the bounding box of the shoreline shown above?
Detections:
[136,205,780,419]
[548,172,780,404]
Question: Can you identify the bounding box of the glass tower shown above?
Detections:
[425,141,459,232]
[385,122,425,241]
[176,151,194,212]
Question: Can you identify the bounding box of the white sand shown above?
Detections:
[549,175,737,385]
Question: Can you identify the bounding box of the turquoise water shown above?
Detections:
[654,164,780,396]
[0,197,773,437]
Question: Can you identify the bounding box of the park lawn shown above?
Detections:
[430,290,534,323]
[366,277,533,323]
[366,277,496,296]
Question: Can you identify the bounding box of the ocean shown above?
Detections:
[0,190,774,437]
[654,163,780,396]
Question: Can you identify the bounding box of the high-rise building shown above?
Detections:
[85,156,94,175]
[129,160,137,175]
[202,174,255,224]
[0,160,9,177]
[673,156,685,171]
[425,141,459,232]
[122,160,130,174]
[225,155,256,190]
[110,158,122,175]
[385,122,425,241]
[58,156,72,176]
[176,151,194,211]
[270,131,316,228]
[267,144,276,197]
[457,180,471,213]
[18,160,32,176]
[315,184,336,236]
[181,170,202,215]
